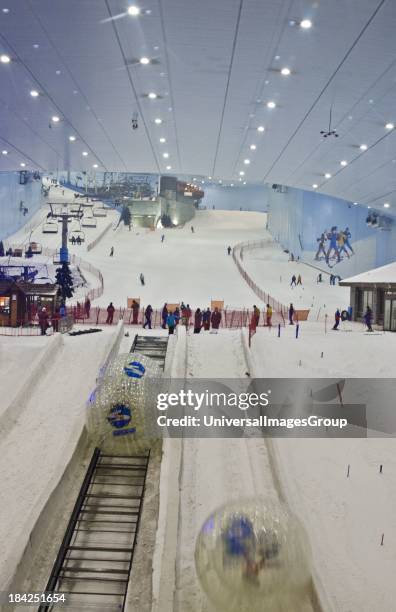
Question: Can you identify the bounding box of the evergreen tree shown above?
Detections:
[55,262,74,300]
[0,241,4,257]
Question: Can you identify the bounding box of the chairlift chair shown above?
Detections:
[81,216,97,228]
[42,221,59,234]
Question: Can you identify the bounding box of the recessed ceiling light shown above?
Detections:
[257,126,265,132]
[201,180,205,184]
[230,183,234,187]
[69,135,76,142]
[128,5,140,16]
[324,173,332,179]
[33,44,39,49]
[353,202,358,206]
[140,57,150,65]
[312,183,318,189]
[367,206,371,209]
[267,101,276,109]
[20,162,26,167]
[30,90,39,97]
[2,7,9,13]
[55,70,61,75]
[163,152,169,158]
[0,54,10,63]
[250,144,257,150]
[148,92,157,99]
[360,144,368,151]
[1,150,8,155]
[239,171,245,176]
[281,67,291,76]
[82,151,88,156]
[154,118,162,124]
[274,55,280,60]
[51,115,60,123]
[244,159,250,165]
[93,164,98,168]
[385,123,394,130]
[300,19,312,29]
[218,180,222,184]
[166,165,172,170]
[208,176,212,180]
[384,202,390,208]
[159,137,166,143]
[243,181,246,185]
[340,160,348,166]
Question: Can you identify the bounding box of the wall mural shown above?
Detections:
[314,226,355,268]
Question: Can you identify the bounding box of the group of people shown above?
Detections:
[290,274,302,287]
[70,235,82,245]
[159,302,222,334]
[315,227,354,264]
[332,306,373,332]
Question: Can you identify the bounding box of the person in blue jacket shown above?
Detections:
[364,306,373,332]
[167,311,176,334]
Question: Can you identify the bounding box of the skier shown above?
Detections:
[253,305,260,327]
[202,308,211,331]
[211,307,221,330]
[297,274,302,286]
[167,311,176,335]
[329,274,334,286]
[161,234,165,243]
[131,299,139,325]
[332,309,341,330]
[110,246,114,257]
[161,303,168,329]
[288,303,295,325]
[38,307,49,335]
[266,304,273,327]
[84,297,91,318]
[227,246,232,256]
[290,275,297,287]
[364,306,373,332]
[140,273,145,286]
[106,302,115,325]
[317,273,322,283]
[191,226,195,233]
[315,233,327,260]
[143,304,153,329]
[194,308,203,333]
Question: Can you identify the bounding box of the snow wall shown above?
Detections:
[201,184,267,212]
[267,185,396,277]
[0,171,42,240]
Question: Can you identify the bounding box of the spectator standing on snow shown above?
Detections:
[161,303,168,329]
[131,299,140,324]
[288,303,295,325]
[59,303,66,318]
[84,297,91,318]
[51,309,60,332]
[291,275,297,287]
[266,304,273,327]
[332,309,341,330]
[364,306,373,332]
[191,226,194,233]
[194,308,203,333]
[227,246,232,255]
[202,308,211,331]
[161,234,165,243]
[167,311,176,335]
[110,246,114,257]
[297,274,302,285]
[317,273,322,283]
[253,305,260,327]
[211,307,221,330]
[140,273,145,286]
[186,304,192,328]
[106,302,115,324]
[174,307,180,326]
[143,305,153,329]
[38,307,49,335]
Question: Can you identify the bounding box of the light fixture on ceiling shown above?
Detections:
[300,19,312,29]
[360,144,368,151]
[154,117,162,124]
[239,171,245,176]
[1,150,8,155]
[340,160,348,166]
[20,162,26,167]
[218,179,222,184]
[244,159,250,165]
[128,5,140,16]
[385,123,394,130]
[163,152,169,158]
[30,90,39,97]
[69,135,76,142]
[353,202,358,206]
[33,44,39,49]
[384,202,390,208]
[238,178,242,182]
[148,92,157,99]
[324,173,331,179]
[243,181,247,185]
[166,165,172,170]
[208,176,212,180]
[312,183,318,189]
[2,7,9,12]
[281,67,291,76]
[367,206,371,209]
[93,164,98,168]
[0,54,10,63]
[82,151,88,156]
[267,101,276,109]
[230,183,234,187]
[51,115,60,123]
[201,180,205,184]
[257,126,265,132]
[140,57,150,65]
[159,137,166,143]
[320,106,338,138]
[250,144,257,150]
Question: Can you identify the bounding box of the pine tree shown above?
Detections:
[55,262,74,300]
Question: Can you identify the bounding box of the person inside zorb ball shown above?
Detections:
[195,498,311,612]
[86,353,161,454]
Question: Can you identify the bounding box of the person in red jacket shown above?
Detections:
[38,307,49,335]
[211,307,221,330]
[131,299,139,325]
[194,308,203,333]
[106,302,115,324]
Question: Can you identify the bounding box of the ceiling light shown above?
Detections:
[208,176,212,180]
[93,164,98,168]
[353,202,358,206]
[267,101,276,109]
[385,123,394,130]
[281,67,291,76]
[20,162,26,167]
[166,165,172,170]
[230,183,234,187]
[257,126,265,132]
[148,92,157,99]
[384,202,390,208]
[201,180,205,184]
[218,180,222,184]
[250,144,257,150]
[51,115,60,123]
[300,19,312,29]
[154,118,162,124]
[340,160,348,166]
[239,171,245,176]
[159,137,166,143]
[55,70,61,75]
[82,151,88,156]
[1,150,8,155]
[33,44,39,49]
[69,135,76,142]
[128,5,140,16]
[243,181,246,185]
[30,90,39,97]
[367,206,371,209]
[360,144,368,151]
[324,173,331,179]
[244,159,250,165]
[312,183,318,189]
[0,54,10,63]
[163,152,169,158]
[2,7,9,12]
[140,57,150,65]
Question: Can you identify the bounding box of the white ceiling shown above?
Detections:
[0,0,396,211]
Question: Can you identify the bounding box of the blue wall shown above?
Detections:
[267,186,396,276]
[0,172,42,240]
[202,184,267,212]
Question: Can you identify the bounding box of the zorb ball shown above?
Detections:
[195,498,311,612]
[86,353,161,454]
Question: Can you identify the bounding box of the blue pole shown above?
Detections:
[296,324,299,339]
[278,323,281,337]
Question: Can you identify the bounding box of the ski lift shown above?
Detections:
[42,221,59,233]
[93,206,107,217]
[69,229,85,243]
[25,242,42,255]
[81,216,97,227]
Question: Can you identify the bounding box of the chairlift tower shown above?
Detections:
[48,202,83,264]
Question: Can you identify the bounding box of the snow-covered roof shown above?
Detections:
[340,261,396,286]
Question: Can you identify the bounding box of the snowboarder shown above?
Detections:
[202,308,211,331]
[84,297,91,318]
[288,303,295,325]
[140,273,145,286]
[161,303,168,329]
[227,246,232,256]
[211,307,221,330]
[131,299,139,324]
[332,309,341,330]
[106,302,115,324]
[143,304,153,329]
[297,274,302,285]
[110,246,114,257]
[291,275,297,287]
[194,308,203,333]
[364,306,373,332]
[266,304,273,327]
[38,307,49,335]
[167,311,176,335]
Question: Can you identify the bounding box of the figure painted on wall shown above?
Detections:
[325,227,341,265]
[315,232,327,260]
[313,225,355,269]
